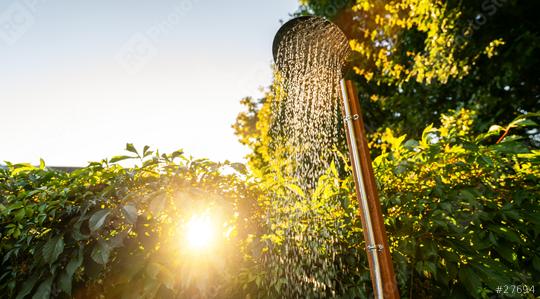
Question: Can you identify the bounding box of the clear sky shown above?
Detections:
[0,0,298,166]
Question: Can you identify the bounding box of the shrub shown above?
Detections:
[241,111,540,298]
[0,146,256,298]
[2,113,539,299]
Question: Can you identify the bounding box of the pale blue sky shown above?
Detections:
[0,0,298,165]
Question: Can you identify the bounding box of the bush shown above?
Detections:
[240,111,540,298]
[2,113,539,299]
[0,145,256,298]
[377,110,540,298]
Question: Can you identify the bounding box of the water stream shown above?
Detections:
[264,17,358,298]
[270,17,350,189]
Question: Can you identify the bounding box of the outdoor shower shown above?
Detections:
[273,16,399,298]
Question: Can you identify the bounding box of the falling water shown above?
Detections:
[263,17,362,298]
[270,17,350,189]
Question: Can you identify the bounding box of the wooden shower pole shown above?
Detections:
[340,80,400,299]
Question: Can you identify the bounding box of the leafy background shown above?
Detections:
[2,0,540,298]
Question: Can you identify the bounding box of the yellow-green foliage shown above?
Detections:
[0,145,257,299]
[296,0,540,140]
[349,0,475,84]
[240,111,540,298]
[375,111,540,298]
[1,119,539,298]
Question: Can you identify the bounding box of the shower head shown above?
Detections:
[272,16,350,68]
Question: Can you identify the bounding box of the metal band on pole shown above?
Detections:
[340,79,384,298]
[340,79,400,299]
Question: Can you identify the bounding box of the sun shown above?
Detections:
[185,214,215,250]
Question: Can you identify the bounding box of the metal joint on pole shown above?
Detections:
[367,244,384,252]
[343,114,360,122]
[272,15,399,299]
[340,79,400,299]
[340,79,385,299]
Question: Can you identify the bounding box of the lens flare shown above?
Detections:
[185,214,215,250]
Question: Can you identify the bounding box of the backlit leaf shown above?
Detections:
[42,236,64,265]
[89,209,111,232]
[125,143,138,155]
[109,155,134,163]
[91,240,111,265]
[31,277,52,299]
[459,267,481,297]
[122,204,137,224]
[15,274,39,299]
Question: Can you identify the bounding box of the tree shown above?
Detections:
[294,0,540,140]
[232,0,540,297]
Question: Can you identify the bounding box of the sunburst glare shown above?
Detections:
[185,214,215,250]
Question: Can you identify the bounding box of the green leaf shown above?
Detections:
[15,274,39,299]
[42,236,64,265]
[488,125,504,132]
[58,272,72,296]
[500,229,521,244]
[459,189,476,203]
[58,247,83,294]
[424,261,437,276]
[12,165,36,176]
[510,118,538,128]
[66,247,84,277]
[532,256,540,272]
[71,220,90,241]
[125,143,138,156]
[403,139,419,150]
[142,158,159,168]
[492,141,529,154]
[478,155,493,167]
[495,245,516,263]
[479,125,504,140]
[440,202,452,212]
[421,123,435,146]
[31,277,52,299]
[122,204,137,224]
[91,240,111,265]
[230,162,247,175]
[149,194,166,215]
[171,149,184,159]
[285,183,305,198]
[89,209,111,232]
[421,240,438,258]
[109,231,128,248]
[459,267,481,298]
[391,134,407,149]
[109,155,134,163]
[329,160,339,177]
[143,145,151,157]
